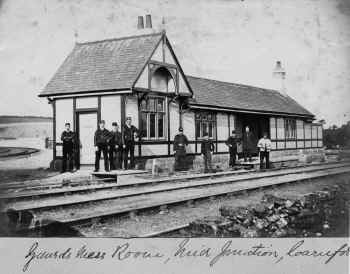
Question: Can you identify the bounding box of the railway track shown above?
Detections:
[2,161,350,235]
[3,162,350,212]
[1,161,347,202]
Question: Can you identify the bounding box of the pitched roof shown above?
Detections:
[187,76,314,118]
[40,32,163,96]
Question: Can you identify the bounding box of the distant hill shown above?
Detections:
[0,115,52,124]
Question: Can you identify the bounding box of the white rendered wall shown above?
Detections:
[55,99,73,141]
[101,95,121,129]
[229,114,235,135]
[125,95,139,127]
[270,117,276,139]
[182,111,195,140]
[169,102,180,140]
[141,144,167,156]
[304,123,311,139]
[75,97,97,109]
[217,113,228,141]
[296,120,304,139]
[276,118,285,139]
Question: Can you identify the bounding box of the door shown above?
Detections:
[77,112,97,165]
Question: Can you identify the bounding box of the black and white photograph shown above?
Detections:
[0,0,349,273]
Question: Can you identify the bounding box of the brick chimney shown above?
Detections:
[137,15,155,34]
[137,16,144,29]
[272,61,287,96]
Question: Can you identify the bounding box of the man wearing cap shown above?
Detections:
[60,122,75,173]
[225,130,239,168]
[201,133,215,173]
[94,120,110,172]
[173,127,189,171]
[122,117,139,169]
[108,122,123,170]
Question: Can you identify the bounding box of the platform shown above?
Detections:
[91,169,148,180]
[237,155,299,169]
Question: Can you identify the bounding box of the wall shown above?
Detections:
[55,98,73,157]
[269,117,323,151]
[125,95,139,126]
[101,95,121,128]
[182,110,195,153]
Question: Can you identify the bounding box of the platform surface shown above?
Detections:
[91,169,147,178]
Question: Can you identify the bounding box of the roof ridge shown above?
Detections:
[186,74,280,94]
[76,31,163,46]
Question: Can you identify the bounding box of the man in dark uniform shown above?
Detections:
[94,120,110,172]
[108,122,123,170]
[60,122,75,173]
[242,125,255,162]
[173,127,188,171]
[201,133,215,173]
[225,130,239,168]
[122,117,138,169]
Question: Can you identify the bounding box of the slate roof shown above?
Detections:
[40,32,163,96]
[187,76,314,118]
[40,31,313,118]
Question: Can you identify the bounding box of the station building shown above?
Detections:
[39,24,323,170]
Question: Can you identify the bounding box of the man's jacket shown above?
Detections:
[242,132,256,150]
[174,134,188,152]
[109,131,123,147]
[94,128,110,146]
[201,139,215,155]
[225,136,238,152]
[61,130,75,147]
[257,138,272,152]
[123,124,138,143]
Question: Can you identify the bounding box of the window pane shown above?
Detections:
[196,121,200,138]
[150,113,156,138]
[195,113,201,120]
[157,99,164,112]
[209,122,213,138]
[149,99,155,112]
[158,113,164,138]
[140,100,147,111]
[141,112,148,138]
[202,122,208,137]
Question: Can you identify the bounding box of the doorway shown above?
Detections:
[76,111,98,165]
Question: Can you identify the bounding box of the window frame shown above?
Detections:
[140,96,166,140]
[285,118,297,140]
[195,111,217,140]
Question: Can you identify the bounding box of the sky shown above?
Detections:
[0,0,349,127]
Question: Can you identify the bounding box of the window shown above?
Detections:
[140,97,166,139]
[285,119,296,139]
[195,112,216,139]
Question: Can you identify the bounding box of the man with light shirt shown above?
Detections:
[257,132,272,170]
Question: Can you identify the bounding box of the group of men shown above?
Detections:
[61,120,271,174]
[60,117,138,173]
[199,125,272,173]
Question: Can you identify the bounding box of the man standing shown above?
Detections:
[60,122,75,173]
[108,122,123,170]
[122,117,138,169]
[173,127,188,171]
[94,120,110,172]
[225,130,239,168]
[242,126,255,162]
[257,132,272,170]
[201,133,215,173]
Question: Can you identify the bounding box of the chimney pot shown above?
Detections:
[145,14,152,28]
[137,16,144,29]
